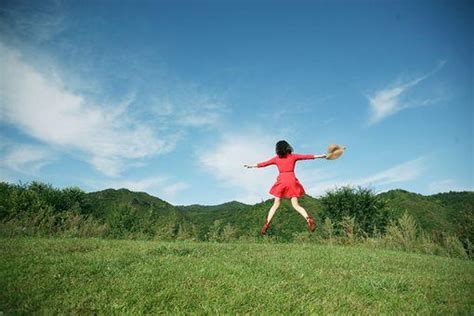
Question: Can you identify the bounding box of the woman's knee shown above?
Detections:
[290,197,299,208]
[273,197,281,206]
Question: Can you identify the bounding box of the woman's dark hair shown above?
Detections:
[275,140,293,158]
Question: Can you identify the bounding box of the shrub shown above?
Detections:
[106,205,140,238]
[176,223,197,241]
[320,186,397,237]
[383,212,419,251]
[154,222,179,241]
[221,223,239,242]
[339,216,356,244]
[206,220,239,242]
[443,235,468,259]
[322,217,334,243]
[207,219,225,242]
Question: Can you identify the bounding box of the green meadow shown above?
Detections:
[1,236,473,314]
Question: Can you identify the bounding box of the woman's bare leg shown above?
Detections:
[266,197,281,222]
[291,197,310,219]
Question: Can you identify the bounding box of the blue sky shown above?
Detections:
[0,0,472,205]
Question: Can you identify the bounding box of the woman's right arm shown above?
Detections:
[244,156,276,168]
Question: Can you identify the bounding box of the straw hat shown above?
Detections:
[326,144,346,160]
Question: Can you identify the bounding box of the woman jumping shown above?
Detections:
[244,140,327,235]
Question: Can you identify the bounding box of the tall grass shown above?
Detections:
[1,211,470,259]
[371,212,468,259]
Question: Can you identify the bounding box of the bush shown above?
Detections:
[207,219,225,242]
[339,216,356,244]
[176,223,197,241]
[383,212,419,251]
[320,186,398,237]
[322,217,334,243]
[206,220,239,242]
[105,205,140,238]
[154,222,179,241]
[443,235,468,259]
[221,223,239,242]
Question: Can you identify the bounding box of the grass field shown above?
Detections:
[1,237,473,314]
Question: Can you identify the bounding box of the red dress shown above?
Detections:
[257,153,315,198]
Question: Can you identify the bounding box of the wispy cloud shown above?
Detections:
[162,182,190,197]
[149,90,229,129]
[306,156,428,196]
[101,177,168,193]
[428,179,473,194]
[1,144,55,174]
[178,111,222,127]
[367,61,446,125]
[0,0,68,44]
[357,157,427,186]
[0,43,179,177]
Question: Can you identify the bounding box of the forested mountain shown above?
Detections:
[82,186,474,240]
[378,189,474,241]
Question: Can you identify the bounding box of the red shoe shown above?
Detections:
[306,215,315,232]
[261,219,270,235]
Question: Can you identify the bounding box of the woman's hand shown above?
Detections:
[244,164,257,168]
[314,154,327,159]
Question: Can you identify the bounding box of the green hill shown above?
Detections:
[378,189,474,240]
[174,194,324,240]
[93,187,472,241]
[86,188,177,219]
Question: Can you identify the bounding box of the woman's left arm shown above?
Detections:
[293,153,327,160]
[313,154,327,159]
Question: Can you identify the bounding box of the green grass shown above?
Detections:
[1,237,473,314]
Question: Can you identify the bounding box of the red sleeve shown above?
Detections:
[293,154,315,161]
[257,156,276,168]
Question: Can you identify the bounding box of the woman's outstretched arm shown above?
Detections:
[314,154,327,159]
[244,156,276,168]
[293,153,327,160]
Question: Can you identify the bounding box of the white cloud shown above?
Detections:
[177,111,221,127]
[162,182,189,196]
[198,130,281,204]
[151,98,174,117]
[428,179,473,194]
[367,61,446,125]
[357,156,427,186]
[306,156,428,196]
[147,87,229,129]
[103,177,168,193]
[0,43,178,177]
[1,144,55,174]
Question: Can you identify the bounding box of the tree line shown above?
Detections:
[0,181,471,259]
